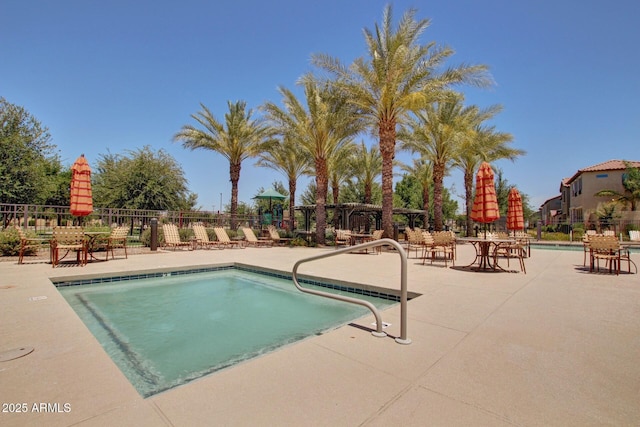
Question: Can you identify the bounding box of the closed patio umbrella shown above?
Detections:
[470,162,500,234]
[507,187,525,231]
[70,154,93,219]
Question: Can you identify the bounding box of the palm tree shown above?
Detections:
[453,104,523,235]
[311,4,491,238]
[350,141,383,205]
[173,101,269,229]
[328,141,356,205]
[328,142,356,228]
[255,136,310,230]
[399,156,433,227]
[262,78,360,244]
[400,95,476,231]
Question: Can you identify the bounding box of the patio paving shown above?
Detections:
[1,242,638,426]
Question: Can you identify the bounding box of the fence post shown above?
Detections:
[150,218,158,251]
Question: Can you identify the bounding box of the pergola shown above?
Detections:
[294,203,427,232]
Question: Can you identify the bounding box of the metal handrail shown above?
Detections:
[292,238,411,345]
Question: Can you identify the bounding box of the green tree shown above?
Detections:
[311,4,490,238]
[594,161,640,211]
[93,146,196,210]
[43,165,72,206]
[262,79,360,244]
[394,174,423,211]
[0,97,62,204]
[174,101,270,228]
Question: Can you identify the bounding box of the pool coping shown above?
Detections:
[50,262,422,302]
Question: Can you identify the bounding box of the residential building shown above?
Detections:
[540,195,561,225]
[563,159,640,224]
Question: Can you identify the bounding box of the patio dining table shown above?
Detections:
[456,237,516,272]
[84,231,111,261]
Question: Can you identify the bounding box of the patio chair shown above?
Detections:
[15,227,50,264]
[427,231,456,267]
[213,227,244,249]
[241,227,273,247]
[493,239,526,273]
[406,229,431,259]
[50,226,87,268]
[162,224,192,251]
[267,225,292,246]
[368,229,384,254]
[334,229,351,248]
[589,235,622,274]
[192,224,222,249]
[582,231,600,266]
[105,225,129,260]
[629,230,640,242]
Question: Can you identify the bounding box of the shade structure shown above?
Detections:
[470,162,500,224]
[70,154,93,217]
[254,189,286,210]
[507,187,525,230]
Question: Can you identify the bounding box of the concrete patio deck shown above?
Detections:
[1,242,638,426]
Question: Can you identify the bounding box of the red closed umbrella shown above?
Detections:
[470,162,500,225]
[507,187,525,231]
[70,154,93,217]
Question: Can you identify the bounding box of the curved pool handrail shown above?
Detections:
[291,238,411,345]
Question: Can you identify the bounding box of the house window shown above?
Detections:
[596,173,608,178]
[578,177,582,195]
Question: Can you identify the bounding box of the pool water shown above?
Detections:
[57,268,396,397]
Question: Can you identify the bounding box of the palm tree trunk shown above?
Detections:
[288,178,296,231]
[422,184,430,228]
[464,168,474,237]
[315,159,328,245]
[332,179,340,229]
[380,120,396,238]
[229,162,241,229]
[364,181,372,231]
[433,161,445,231]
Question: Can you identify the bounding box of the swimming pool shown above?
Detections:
[56,266,399,397]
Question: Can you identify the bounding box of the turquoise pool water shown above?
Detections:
[57,268,396,397]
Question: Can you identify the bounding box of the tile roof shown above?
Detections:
[566,159,640,184]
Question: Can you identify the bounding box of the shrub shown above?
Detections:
[288,237,309,247]
[0,229,21,256]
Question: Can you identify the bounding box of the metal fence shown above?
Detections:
[0,203,268,235]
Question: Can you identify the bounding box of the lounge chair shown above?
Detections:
[267,225,292,246]
[50,226,87,268]
[192,224,222,249]
[241,227,273,247]
[213,227,244,249]
[162,224,192,251]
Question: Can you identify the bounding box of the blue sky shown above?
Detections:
[2,0,638,212]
